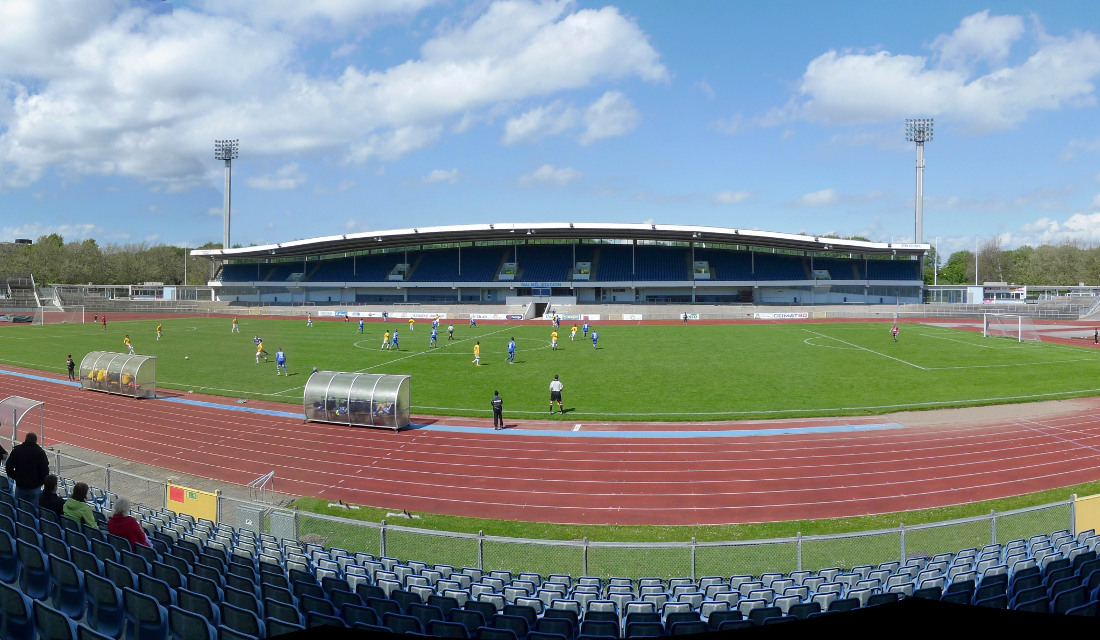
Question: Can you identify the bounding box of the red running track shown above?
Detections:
[3,364,1100,525]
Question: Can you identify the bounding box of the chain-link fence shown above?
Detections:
[43,450,1079,578]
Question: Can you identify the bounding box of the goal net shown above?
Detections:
[983,313,1040,342]
[34,306,85,325]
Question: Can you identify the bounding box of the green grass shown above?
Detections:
[6,317,1100,421]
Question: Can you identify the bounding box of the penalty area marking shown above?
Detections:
[801,329,926,370]
[802,337,861,350]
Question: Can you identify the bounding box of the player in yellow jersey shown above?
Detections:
[551,330,559,350]
[382,330,391,350]
[473,341,480,366]
[231,317,240,333]
[123,335,135,355]
[409,318,415,331]
[156,324,162,341]
[570,324,578,341]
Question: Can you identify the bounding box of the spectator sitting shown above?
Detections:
[5,432,50,505]
[63,482,97,529]
[38,475,65,518]
[106,497,150,548]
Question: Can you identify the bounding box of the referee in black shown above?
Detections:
[492,390,504,430]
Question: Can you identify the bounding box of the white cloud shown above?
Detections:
[712,113,744,135]
[579,91,640,144]
[784,11,1100,132]
[695,80,715,99]
[794,188,840,207]
[930,10,1025,68]
[198,0,438,37]
[1007,211,1100,247]
[421,168,459,184]
[1062,137,1100,162]
[206,207,223,217]
[0,222,100,243]
[502,100,578,145]
[516,164,581,188]
[1092,194,1100,208]
[246,163,307,190]
[712,190,753,205]
[790,188,886,207]
[0,0,666,189]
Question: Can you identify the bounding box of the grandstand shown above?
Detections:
[193,223,926,306]
[0,468,1094,638]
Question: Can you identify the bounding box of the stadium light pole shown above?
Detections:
[905,119,933,244]
[214,139,239,250]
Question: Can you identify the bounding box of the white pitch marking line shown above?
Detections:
[573,424,582,431]
[802,329,927,370]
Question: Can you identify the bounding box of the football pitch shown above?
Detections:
[4,317,1100,421]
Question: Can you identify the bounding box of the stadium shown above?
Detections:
[3,0,1100,632]
[2,218,1100,637]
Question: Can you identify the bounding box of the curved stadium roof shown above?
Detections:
[190,222,928,260]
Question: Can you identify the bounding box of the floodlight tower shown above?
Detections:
[214,139,239,250]
[905,119,933,244]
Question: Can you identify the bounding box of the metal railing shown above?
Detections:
[45,448,1077,579]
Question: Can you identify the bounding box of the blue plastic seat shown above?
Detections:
[138,574,177,608]
[123,587,169,640]
[215,625,259,640]
[0,529,20,583]
[264,618,305,637]
[102,559,136,591]
[34,600,78,640]
[83,572,125,639]
[48,555,86,620]
[342,603,380,627]
[169,605,217,640]
[385,612,424,634]
[76,623,114,640]
[304,611,346,628]
[0,580,35,640]
[16,538,51,600]
[177,588,220,628]
[220,603,265,638]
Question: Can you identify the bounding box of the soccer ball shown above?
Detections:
[184,356,189,360]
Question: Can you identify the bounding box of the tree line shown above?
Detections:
[928,238,1100,286]
[0,234,220,286]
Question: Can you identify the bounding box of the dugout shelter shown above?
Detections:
[79,352,157,399]
[0,396,44,446]
[303,371,411,431]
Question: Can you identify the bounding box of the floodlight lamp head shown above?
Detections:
[214,139,239,161]
[905,118,934,143]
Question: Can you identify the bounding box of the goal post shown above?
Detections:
[34,306,85,325]
[983,313,1040,342]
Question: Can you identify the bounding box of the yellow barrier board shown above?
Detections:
[1074,493,1100,535]
[166,482,219,523]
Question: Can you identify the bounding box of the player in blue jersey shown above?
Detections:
[275,348,287,376]
[582,321,590,337]
[391,330,399,350]
[591,330,599,349]
[357,318,364,334]
[507,338,516,364]
[470,317,478,327]
[430,327,438,348]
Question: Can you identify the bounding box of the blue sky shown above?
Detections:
[3,0,1100,257]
